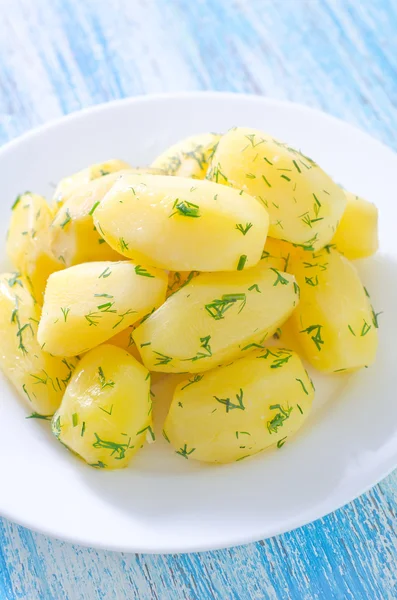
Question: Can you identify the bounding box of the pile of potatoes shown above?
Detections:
[0,128,379,468]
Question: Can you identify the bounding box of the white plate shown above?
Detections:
[0,92,396,554]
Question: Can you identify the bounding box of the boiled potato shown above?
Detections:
[0,273,78,415]
[287,247,378,372]
[53,159,131,208]
[52,344,152,469]
[164,348,314,463]
[38,261,168,356]
[94,173,268,271]
[133,263,299,373]
[207,127,346,250]
[50,172,126,267]
[7,193,64,301]
[151,132,221,178]
[331,191,378,259]
[51,168,166,266]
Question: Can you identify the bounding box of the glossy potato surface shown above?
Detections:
[94,173,268,271]
[52,344,152,469]
[50,172,127,266]
[134,264,299,373]
[207,127,346,250]
[331,191,378,259]
[0,273,78,415]
[38,261,167,356]
[164,348,314,463]
[7,193,64,301]
[288,247,378,372]
[52,159,131,207]
[151,132,221,178]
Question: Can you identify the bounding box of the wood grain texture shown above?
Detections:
[1,0,397,598]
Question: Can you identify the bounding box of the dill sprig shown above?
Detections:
[169,199,201,218]
[181,374,203,390]
[26,412,52,420]
[176,444,196,459]
[98,366,115,389]
[92,433,131,460]
[267,404,293,434]
[237,255,247,270]
[296,379,309,395]
[210,163,228,184]
[61,307,70,322]
[270,351,292,369]
[305,275,319,287]
[113,308,137,329]
[136,425,155,441]
[214,388,245,413]
[89,201,100,216]
[119,237,129,251]
[248,284,261,293]
[188,335,212,362]
[235,222,253,235]
[153,351,173,366]
[205,293,246,320]
[98,267,112,279]
[85,311,102,327]
[135,265,155,278]
[301,324,324,351]
[7,273,23,288]
[270,268,289,286]
[60,209,71,229]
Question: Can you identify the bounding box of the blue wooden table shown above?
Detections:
[1,1,397,598]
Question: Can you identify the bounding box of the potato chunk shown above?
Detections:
[164,348,314,463]
[52,344,152,469]
[0,273,78,415]
[38,261,167,356]
[133,263,299,373]
[94,173,268,271]
[53,159,131,207]
[288,247,378,372]
[50,172,126,267]
[7,193,64,301]
[331,191,378,259]
[151,132,221,178]
[207,127,346,250]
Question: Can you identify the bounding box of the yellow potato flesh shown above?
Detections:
[151,132,221,178]
[331,191,378,259]
[164,349,314,463]
[287,248,378,372]
[207,127,346,250]
[133,264,299,373]
[7,193,64,301]
[94,173,269,271]
[37,261,168,356]
[0,274,78,415]
[50,172,127,267]
[52,159,131,208]
[52,344,152,469]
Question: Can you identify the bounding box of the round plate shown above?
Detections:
[0,92,396,553]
